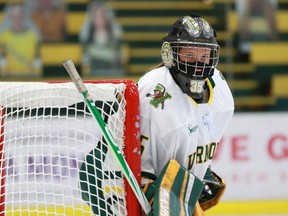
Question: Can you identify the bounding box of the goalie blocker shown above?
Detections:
[142,160,226,216]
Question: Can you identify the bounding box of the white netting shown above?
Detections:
[0,82,132,216]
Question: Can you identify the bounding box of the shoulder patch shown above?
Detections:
[146,83,171,109]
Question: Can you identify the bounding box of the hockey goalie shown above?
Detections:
[137,14,234,216]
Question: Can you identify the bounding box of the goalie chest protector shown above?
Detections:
[138,66,234,181]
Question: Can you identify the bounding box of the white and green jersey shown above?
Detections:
[137,66,234,184]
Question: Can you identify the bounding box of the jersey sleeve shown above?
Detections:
[140,115,157,185]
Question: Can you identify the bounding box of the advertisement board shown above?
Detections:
[211,113,288,201]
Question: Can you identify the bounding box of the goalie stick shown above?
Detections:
[63,59,151,215]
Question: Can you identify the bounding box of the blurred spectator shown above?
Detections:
[79,1,127,76]
[0,3,42,78]
[27,0,67,43]
[237,0,278,60]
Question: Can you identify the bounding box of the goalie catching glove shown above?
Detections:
[142,159,204,216]
[199,166,226,211]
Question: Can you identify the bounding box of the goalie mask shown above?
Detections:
[161,15,220,101]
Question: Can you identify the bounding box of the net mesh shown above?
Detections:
[0,82,134,216]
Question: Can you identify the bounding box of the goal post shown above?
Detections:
[0,80,141,216]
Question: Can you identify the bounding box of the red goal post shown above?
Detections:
[0,80,141,216]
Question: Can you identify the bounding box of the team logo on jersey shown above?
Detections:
[146,83,171,109]
[188,142,219,170]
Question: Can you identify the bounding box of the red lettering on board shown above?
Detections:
[268,134,288,160]
[231,135,249,161]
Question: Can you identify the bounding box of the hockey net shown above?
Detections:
[0,80,141,216]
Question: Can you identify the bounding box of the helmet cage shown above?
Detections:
[171,41,220,80]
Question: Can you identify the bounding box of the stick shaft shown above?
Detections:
[63,59,151,215]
